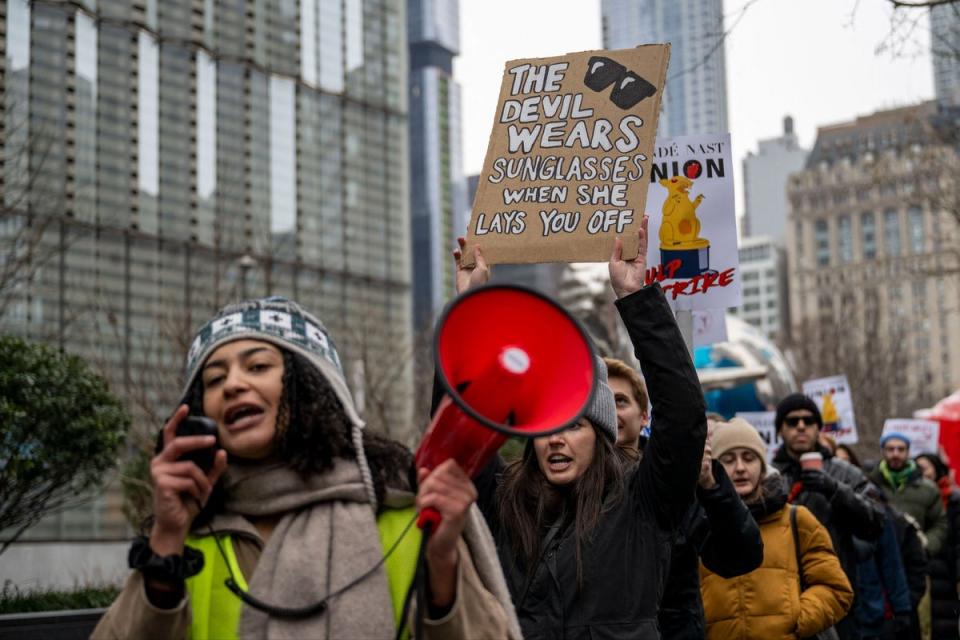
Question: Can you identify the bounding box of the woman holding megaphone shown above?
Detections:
[93,296,520,640]
[453,216,708,640]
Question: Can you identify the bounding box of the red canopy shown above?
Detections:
[929,390,960,421]
[919,390,960,476]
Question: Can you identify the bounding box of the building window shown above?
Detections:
[301,0,317,85]
[319,0,344,92]
[884,208,901,257]
[196,50,217,244]
[269,75,296,233]
[837,215,853,264]
[912,280,926,305]
[346,0,363,72]
[815,219,829,266]
[137,30,159,233]
[75,10,97,222]
[860,211,876,260]
[908,206,924,253]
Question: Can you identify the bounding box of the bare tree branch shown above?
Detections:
[888,0,959,8]
[668,0,765,83]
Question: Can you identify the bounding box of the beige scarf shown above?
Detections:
[220,458,522,640]
[223,459,395,639]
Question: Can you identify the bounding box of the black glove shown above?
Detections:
[800,468,838,497]
[892,613,911,640]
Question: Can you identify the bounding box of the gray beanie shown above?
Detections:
[182,296,377,509]
[586,356,617,442]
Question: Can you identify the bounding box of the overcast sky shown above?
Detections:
[454,0,935,219]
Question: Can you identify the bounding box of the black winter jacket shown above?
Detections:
[772,445,885,577]
[475,285,707,640]
[773,444,885,640]
[657,460,764,640]
[928,488,960,639]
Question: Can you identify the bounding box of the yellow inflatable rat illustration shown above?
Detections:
[655,163,714,279]
[658,175,707,249]
[822,392,840,432]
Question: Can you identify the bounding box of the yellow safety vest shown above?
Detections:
[184,506,421,640]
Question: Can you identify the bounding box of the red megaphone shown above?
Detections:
[415,285,598,530]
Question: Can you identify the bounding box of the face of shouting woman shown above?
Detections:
[201,340,285,460]
[533,418,597,486]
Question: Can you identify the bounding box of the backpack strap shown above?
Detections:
[790,505,807,591]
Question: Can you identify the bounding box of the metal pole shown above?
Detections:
[238,254,256,300]
[676,309,694,358]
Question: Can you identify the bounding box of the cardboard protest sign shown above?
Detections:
[802,375,858,444]
[693,308,728,347]
[736,411,780,464]
[882,419,941,455]
[463,45,670,266]
[644,134,740,311]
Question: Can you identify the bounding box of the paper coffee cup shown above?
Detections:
[800,452,823,470]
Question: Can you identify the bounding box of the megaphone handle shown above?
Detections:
[417,507,441,532]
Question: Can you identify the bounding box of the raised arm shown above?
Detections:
[610,220,707,526]
[696,460,763,578]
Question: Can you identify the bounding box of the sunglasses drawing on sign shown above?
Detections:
[583,56,657,110]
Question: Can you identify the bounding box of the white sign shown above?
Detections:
[802,375,858,444]
[736,411,779,465]
[882,419,941,455]
[693,308,728,347]
[645,133,741,311]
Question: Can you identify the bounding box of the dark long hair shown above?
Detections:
[916,452,950,481]
[496,424,626,588]
[174,348,411,528]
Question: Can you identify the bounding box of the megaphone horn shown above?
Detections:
[415,285,598,530]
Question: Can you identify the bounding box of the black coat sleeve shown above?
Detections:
[696,460,764,578]
[829,465,886,541]
[900,516,929,607]
[615,285,707,527]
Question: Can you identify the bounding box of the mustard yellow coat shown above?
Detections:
[700,503,854,640]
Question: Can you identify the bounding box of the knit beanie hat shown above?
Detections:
[712,417,768,472]
[182,296,377,508]
[880,432,911,450]
[775,393,822,430]
[585,356,617,442]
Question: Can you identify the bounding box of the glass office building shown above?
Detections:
[931,4,960,107]
[601,0,728,137]
[1,0,411,540]
[407,0,467,329]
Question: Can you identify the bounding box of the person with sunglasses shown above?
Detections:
[770,393,886,640]
[92,297,521,640]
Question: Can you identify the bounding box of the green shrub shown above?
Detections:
[0,582,120,613]
[0,336,131,554]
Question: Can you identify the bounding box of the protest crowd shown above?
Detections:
[87,218,960,640]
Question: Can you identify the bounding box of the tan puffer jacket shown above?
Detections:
[701,490,854,639]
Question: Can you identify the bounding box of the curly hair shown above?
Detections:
[172,348,412,528]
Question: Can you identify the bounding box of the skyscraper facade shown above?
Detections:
[742,116,808,243]
[931,4,960,106]
[408,0,467,329]
[601,0,728,137]
[1,0,411,542]
[727,235,788,341]
[736,116,807,340]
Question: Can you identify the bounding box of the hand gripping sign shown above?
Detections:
[462,45,671,266]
